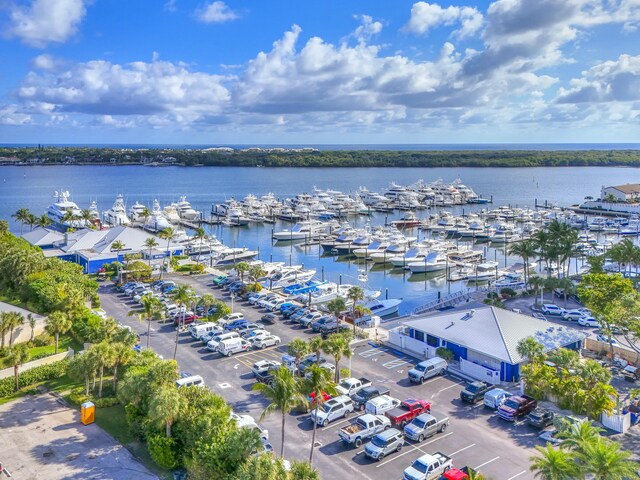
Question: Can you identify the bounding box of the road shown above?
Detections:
[99,273,537,480]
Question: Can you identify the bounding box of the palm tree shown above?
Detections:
[0,312,9,348]
[93,341,116,397]
[12,208,31,234]
[140,207,151,225]
[68,350,98,396]
[529,444,579,480]
[171,284,196,359]
[346,285,365,333]
[322,332,353,382]
[193,227,208,255]
[0,219,8,236]
[528,276,545,306]
[4,311,24,347]
[6,344,30,392]
[235,261,250,282]
[35,214,53,229]
[252,366,306,458]
[158,227,176,280]
[111,240,125,255]
[288,338,310,374]
[303,364,336,464]
[326,296,346,330]
[558,419,603,454]
[28,313,36,342]
[80,208,95,227]
[288,461,320,480]
[308,336,325,365]
[509,239,538,284]
[198,293,216,319]
[555,277,575,309]
[45,311,72,353]
[144,237,159,267]
[131,295,165,349]
[148,386,182,437]
[574,438,637,480]
[111,333,136,394]
[516,337,545,364]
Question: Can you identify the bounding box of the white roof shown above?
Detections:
[21,228,64,247]
[403,306,586,364]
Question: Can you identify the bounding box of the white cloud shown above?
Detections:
[196,1,238,24]
[8,0,88,48]
[0,105,32,126]
[404,2,483,39]
[348,15,383,44]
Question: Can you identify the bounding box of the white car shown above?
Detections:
[541,304,565,316]
[365,395,401,415]
[562,309,586,321]
[252,334,281,349]
[304,362,335,378]
[252,359,281,377]
[242,329,270,340]
[596,334,619,346]
[578,316,600,327]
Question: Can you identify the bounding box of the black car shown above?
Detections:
[351,385,391,411]
[320,323,350,339]
[527,409,555,429]
[261,313,278,324]
[460,381,493,403]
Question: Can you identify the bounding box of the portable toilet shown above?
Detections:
[81,401,95,425]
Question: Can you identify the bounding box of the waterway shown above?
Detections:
[1,165,637,313]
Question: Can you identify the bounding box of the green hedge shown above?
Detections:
[68,387,120,407]
[0,359,69,397]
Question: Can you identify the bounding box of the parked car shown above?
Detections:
[234,323,265,335]
[578,316,600,327]
[310,395,354,427]
[338,413,391,448]
[252,334,281,349]
[365,395,401,415]
[483,388,512,409]
[311,316,334,332]
[336,377,372,397]
[260,312,278,324]
[460,381,493,404]
[352,385,391,411]
[242,329,270,340]
[251,359,281,377]
[403,412,449,443]
[364,428,404,461]
[385,398,431,428]
[527,409,555,429]
[320,322,350,338]
[403,452,453,480]
[299,355,329,374]
[218,313,245,326]
[225,319,249,331]
[562,309,589,321]
[217,338,251,357]
[408,357,448,384]
[299,311,323,328]
[541,304,565,316]
[596,334,619,345]
[498,394,537,421]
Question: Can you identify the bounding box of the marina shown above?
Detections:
[7,165,640,316]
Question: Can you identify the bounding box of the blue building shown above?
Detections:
[390,306,586,383]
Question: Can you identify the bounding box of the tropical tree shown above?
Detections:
[158,227,176,280]
[12,208,31,234]
[287,338,310,373]
[45,310,72,353]
[326,296,346,330]
[555,277,575,309]
[148,386,183,438]
[28,313,36,342]
[6,344,30,392]
[346,285,365,333]
[140,207,151,225]
[302,364,336,464]
[574,438,636,480]
[322,332,353,382]
[198,294,216,319]
[235,261,250,282]
[235,453,288,480]
[193,227,208,255]
[171,284,196,359]
[80,208,95,227]
[111,329,137,394]
[132,295,164,349]
[93,341,116,397]
[517,337,545,364]
[1,311,24,347]
[558,419,603,454]
[0,220,8,236]
[528,276,546,306]
[252,366,306,457]
[68,350,99,396]
[509,239,538,284]
[529,443,580,480]
[144,237,159,267]
[308,336,325,365]
[35,214,53,229]
[288,461,321,480]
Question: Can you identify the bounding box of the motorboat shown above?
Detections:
[46,190,85,228]
[103,194,130,226]
[272,220,331,241]
[391,212,421,229]
[407,252,448,273]
[144,199,172,232]
[175,196,202,221]
[362,298,402,317]
[129,201,148,222]
[448,248,483,264]
[263,267,317,290]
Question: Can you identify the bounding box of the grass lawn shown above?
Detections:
[0,334,82,368]
[0,373,82,406]
[95,405,171,480]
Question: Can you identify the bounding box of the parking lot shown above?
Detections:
[99,273,539,480]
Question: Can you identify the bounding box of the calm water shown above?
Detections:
[0,165,636,313]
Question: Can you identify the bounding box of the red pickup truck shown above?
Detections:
[497,394,537,421]
[439,466,478,480]
[385,398,431,427]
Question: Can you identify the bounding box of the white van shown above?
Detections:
[217,338,251,356]
[190,322,218,340]
[365,395,401,415]
[207,331,240,351]
[176,375,206,388]
[483,388,511,409]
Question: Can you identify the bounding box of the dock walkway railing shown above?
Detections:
[411,290,472,316]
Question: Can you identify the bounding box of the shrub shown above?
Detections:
[69,387,90,405]
[32,333,54,347]
[0,359,69,397]
[147,434,180,469]
[94,396,119,407]
[499,287,517,298]
[339,368,350,380]
[124,404,147,440]
[436,347,455,362]
[191,264,205,274]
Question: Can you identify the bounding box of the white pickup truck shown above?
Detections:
[403,452,453,480]
[338,414,390,448]
[336,377,372,397]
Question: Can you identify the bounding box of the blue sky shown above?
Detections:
[0,0,639,144]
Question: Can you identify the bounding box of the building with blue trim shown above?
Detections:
[388,306,586,383]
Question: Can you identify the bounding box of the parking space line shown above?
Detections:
[358,347,388,358]
[436,381,465,394]
[322,417,353,430]
[375,432,453,468]
[506,471,527,480]
[449,443,475,456]
[475,456,500,469]
[381,358,411,369]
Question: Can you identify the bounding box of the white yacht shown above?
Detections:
[263,267,317,290]
[407,252,448,273]
[145,199,171,232]
[103,194,130,226]
[175,196,202,221]
[272,220,332,241]
[46,190,84,228]
[363,298,402,317]
[163,204,181,223]
[129,201,148,223]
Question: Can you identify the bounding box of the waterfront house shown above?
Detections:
[601,184,640,202]
[388,306,586,383]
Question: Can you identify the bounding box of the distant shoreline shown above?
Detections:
[2,146,640,168]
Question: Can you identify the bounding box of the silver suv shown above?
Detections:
[364,428,404,461]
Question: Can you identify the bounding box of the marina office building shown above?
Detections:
[388,306,586,383]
